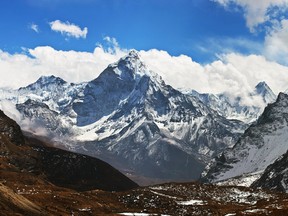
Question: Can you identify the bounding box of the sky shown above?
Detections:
[1,0,288,106]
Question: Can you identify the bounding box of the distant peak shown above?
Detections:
[255,81,272,94]
[19,75,67,90]
[36,75,66,85]
[255,81,268,89]
[254,81,276,103]
[127,49,140,58]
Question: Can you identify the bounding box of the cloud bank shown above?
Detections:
[264,19,288,65]
[49,20,88,39]
[1,37,288,110]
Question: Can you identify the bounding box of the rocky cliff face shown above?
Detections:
[252,149,288,193]
[202,93,288,184]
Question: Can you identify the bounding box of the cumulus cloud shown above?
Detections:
[139,49,209,92]
[0,42,126,89]
[49,20,88,39]
[1,37,288,109]
[212,0,288,32]
[264,19,288,65]
[212,0,288,66]
[141,50,288,107]
[29,23,39,33]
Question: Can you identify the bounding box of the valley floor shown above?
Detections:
[2,175,288,216]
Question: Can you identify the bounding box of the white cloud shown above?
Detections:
[29,23,39,33]
[212,0,288,67]
[1,38,288,109]
[141,50,288,107]
[264,19,288,65]
[212,0,288,32]
[139,49,209,92]
[49,20,88,39]
[204,53,288,106]
[0,43,126,89]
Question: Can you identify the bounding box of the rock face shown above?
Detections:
[252,149,288,193]
[0,109,138,191]
[0,110,25,145]
[202,93,288,183]
[0,51,247,182]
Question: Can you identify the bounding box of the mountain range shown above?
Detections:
[184,80,276,123]
[202,93,288,188]
[0,50,249,183]
[2,95,288,215]
[3,49,288,215]
[1,50,287,189]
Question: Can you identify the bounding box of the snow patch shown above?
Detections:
[177,200,205,205]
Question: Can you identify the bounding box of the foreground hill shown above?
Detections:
[0,109,138,192]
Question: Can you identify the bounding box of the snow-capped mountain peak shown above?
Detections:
[183,81,277,123]
[20,75,67,91]
[106,50,161,83]
[254,81,276,104]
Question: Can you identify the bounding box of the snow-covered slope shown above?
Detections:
[17,75,86,116]
[202,93,288,183]
[186,81,276,123]
[252,149,288,193]
[0,50,247,182]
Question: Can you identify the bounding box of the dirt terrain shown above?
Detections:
[1,110,288,215]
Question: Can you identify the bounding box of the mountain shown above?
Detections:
[0,50,247,183]
[186,81,276,123]
[17,75,86,116]
[252,149,288,193]
[0,109,138,192]
[254,81,276,104]
[202,92,288,184]
[2,109,288,216]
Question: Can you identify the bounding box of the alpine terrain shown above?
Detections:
[2,104,288,215]
[185,81,276,123]
[0,50,247,183]
[203,92,288,185]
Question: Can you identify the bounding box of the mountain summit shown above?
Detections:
[0,51,246,183]
[254,81,276,104]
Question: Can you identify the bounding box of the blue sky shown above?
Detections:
[1,0,288,105]
[0,0,255,63]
